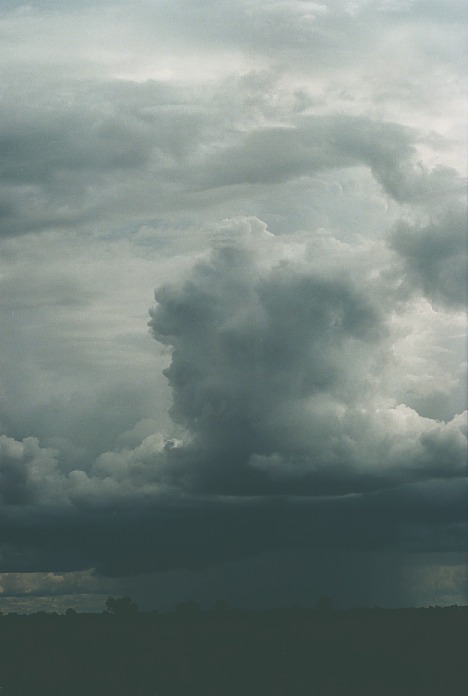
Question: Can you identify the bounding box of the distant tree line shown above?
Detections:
[98,593,334,617]
[0,601,466,695]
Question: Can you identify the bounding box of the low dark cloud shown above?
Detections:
[390,203,467,309]
[0,476,466,581]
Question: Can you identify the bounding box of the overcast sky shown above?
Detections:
[0,0,466,613]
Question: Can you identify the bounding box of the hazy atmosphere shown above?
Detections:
[0,0,466,613]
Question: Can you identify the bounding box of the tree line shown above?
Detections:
[0,600,466,695]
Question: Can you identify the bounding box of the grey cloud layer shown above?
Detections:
[0,474,465,578]
[390,204,467,309]
[0,0,466,600]
[0,80,204,236]
[198,116,458,203]
[0,219,466,578]
[0,70,464,239]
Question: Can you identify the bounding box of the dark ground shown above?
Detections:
[0,604,466,695]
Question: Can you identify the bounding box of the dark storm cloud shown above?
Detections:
[0,0,465,606]
[148,219,466,496]
[390,203,467,308]
[0,436,59,506]
[0,437,34,505]
[0,220,465,580]
[0,477,466,578]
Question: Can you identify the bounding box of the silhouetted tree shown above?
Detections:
[105,596,139,617]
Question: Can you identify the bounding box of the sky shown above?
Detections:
[0,0,466,613]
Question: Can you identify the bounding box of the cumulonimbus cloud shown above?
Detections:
[148,217,467,496]
[0,216,466,577]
